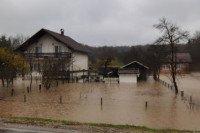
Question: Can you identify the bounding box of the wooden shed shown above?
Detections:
[118,61,149,83]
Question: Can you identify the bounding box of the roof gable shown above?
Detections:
[165,53,192,63]
[176,53,192,63]
[120,61,149,69]
[16,28,89,54]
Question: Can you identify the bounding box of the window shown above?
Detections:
[35,46,42,58]
[55,46,62,57]
[33,63,38,71]
[35,46,42,53]
[38,63,41,72]
[55,46,62,53]
[62,63,65,71]
[29,63,41,72]
[176,64,183,70]
[163,64,171,70]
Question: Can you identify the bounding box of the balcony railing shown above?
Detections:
[24,52,71,59]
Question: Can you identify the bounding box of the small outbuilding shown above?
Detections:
[118,61,149,83]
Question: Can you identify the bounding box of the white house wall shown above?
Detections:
[23,33,89,79]
[25,34,71,53]
[72,52,88,71]
[119,74,137,83]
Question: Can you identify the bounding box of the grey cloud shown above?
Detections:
[0,0,200,46]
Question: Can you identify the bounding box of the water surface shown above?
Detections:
[0,74,200,130]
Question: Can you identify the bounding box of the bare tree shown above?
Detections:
[154,17,189,94]
[146,45,167,80]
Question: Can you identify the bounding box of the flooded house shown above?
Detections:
[16,28,89,79]
[118,61,149,83]
[160,53,192,73]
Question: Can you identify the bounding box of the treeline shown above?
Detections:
[0,32,200,73]
[0,34,29,49]
[86,32,200,72]
[0,35,28,87]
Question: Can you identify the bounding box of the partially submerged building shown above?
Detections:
[160,53,192,73]
[16,28,89,79]
[118,61,149,83]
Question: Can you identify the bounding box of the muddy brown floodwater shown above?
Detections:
[0,73,200,131]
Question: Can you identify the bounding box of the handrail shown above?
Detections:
[24,52,71,58]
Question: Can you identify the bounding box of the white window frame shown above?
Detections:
[55,46,62,53]
[35,46,42,53]
[163,64,171,70]
[176,64,183,70]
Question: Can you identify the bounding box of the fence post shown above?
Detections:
[24,95,26,102]
[39,84,41,92]
[181,91,184,97]
[27,86,29,93]
[11,88,14,96]
[60,96,62,104]
[190,96,192,109]
[145,101,148,109]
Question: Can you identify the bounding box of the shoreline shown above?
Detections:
[0,116,195,133]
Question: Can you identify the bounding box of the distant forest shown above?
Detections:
[0,32,200,73]
[85,33,200,72]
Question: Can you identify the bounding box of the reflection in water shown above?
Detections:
[0,74,200,130]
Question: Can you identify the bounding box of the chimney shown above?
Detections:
[60,29,64,35]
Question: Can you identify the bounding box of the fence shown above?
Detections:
[159,79,200,110]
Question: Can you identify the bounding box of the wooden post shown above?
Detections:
[39,84,41,92]
[57,81,59,86]
[190,96,192,109]
[83,70,85,83]
[145,101,148,109]
[87,70,89,82]
[11,88,14,96]
[27,86,29,93]
[24,95,26,102]
[181,91,184,97]
[60,96,62,104]
[101,97,103,106]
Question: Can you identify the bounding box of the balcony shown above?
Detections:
[24,52,71,59]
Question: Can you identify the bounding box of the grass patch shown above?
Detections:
[1,116,195,132]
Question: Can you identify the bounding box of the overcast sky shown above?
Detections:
[0,0,200,46]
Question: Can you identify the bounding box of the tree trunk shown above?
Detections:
[171,69,178,94]
[1,78,5,87]
[30,70,32,91]
[171,44,178,94]
[153,71,158,80]
[6,78,9,87]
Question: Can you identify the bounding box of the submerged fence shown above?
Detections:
[159,79,200,110]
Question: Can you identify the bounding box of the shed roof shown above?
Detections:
[120,61,149,69]
[118,68,139,74]
[16,28,89,54]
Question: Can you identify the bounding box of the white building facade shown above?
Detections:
[16,29,88,79]
[118,61,148,83]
